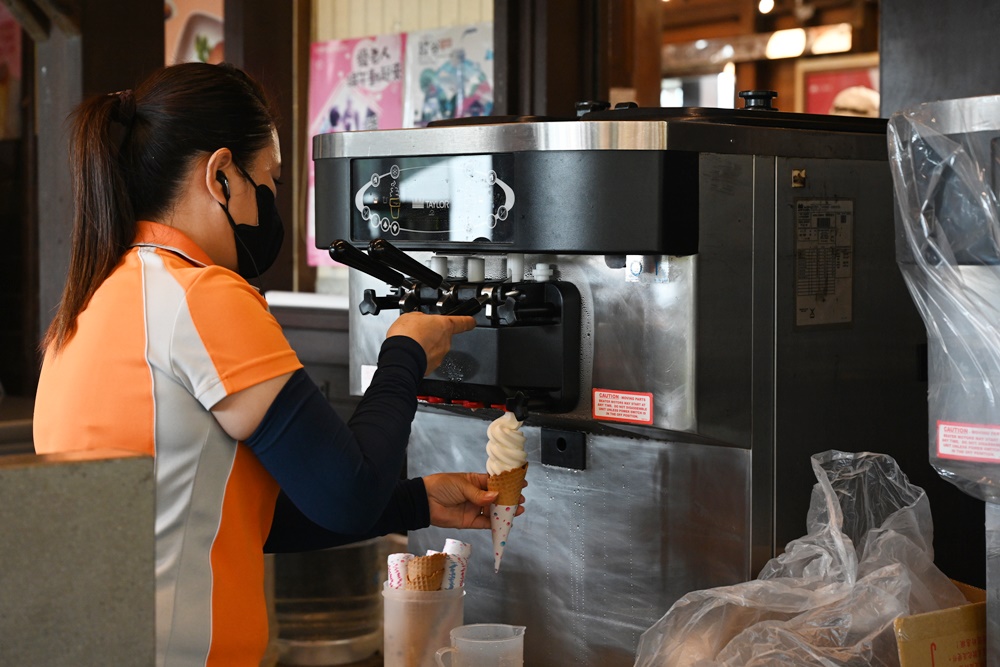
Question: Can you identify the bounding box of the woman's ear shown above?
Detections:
[205,147,234,206]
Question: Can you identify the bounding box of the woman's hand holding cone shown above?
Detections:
[424,472,526,530]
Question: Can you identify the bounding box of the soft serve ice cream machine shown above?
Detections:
[312,100,927,665]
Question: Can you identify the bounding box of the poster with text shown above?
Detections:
[307,34,406,266]
[403,22,493,128]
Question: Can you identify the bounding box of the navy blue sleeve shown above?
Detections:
[245,336,428,535]
[264,477,429,553]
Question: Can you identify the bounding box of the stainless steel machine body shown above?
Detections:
[312,108,926,665]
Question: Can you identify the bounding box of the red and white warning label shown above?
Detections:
[937,420,1000,463]
[592,389,654,425]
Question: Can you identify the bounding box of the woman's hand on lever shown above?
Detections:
[386,312,476,375]
[424,472,526,530]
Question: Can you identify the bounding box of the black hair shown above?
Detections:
[45,63,277,350]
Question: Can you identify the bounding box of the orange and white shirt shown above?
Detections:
[34,221,303,666]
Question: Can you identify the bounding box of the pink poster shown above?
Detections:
[307,34,406,267]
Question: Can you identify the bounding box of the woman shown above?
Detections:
[32,63,522,665]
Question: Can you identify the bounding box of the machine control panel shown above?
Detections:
[351,155,516,244]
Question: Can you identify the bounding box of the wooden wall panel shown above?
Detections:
[439,0,459,26]
[312,0,493,41]
[364,3,384,36]
[346,2,365,37]
[400,2,422,32]
[382,0,403,33]
[418,0,441,29]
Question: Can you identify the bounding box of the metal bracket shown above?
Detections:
[540,428,586,470]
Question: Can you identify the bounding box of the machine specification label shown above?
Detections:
[795,199,853,327]
[592,389,654,425]
[937,421,1000,462]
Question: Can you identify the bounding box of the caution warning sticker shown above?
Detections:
[937,420,1000,463]
[592,389,654,425]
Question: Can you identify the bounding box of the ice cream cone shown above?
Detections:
[404,552,447,591]
[488,462,528,504]
[489,463,527,572]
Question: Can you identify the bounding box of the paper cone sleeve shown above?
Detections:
[404,552,447,591]
[488,463,528,505]
[491,503,517,573]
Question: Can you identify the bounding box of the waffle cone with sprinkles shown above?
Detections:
[487,462,528,504]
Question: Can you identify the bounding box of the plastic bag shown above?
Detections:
[633,451,967,667]
[888,95,1000,501]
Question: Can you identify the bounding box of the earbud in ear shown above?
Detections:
[216,170,230,201]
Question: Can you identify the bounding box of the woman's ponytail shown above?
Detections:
[44,90,136,351]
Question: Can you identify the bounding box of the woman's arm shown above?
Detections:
[212,312,474,440]
[210,313,475,534]
[242,339,423,533]
[264,478,428,553]
[265,473,524,553]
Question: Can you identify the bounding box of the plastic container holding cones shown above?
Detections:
[382,582,465,667]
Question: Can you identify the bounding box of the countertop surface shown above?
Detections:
[277,652,383,667]
[0,394,33,420]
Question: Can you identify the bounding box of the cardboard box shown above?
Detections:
[894,581,986,667]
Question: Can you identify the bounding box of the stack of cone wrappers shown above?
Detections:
[387,538,471,591]
[488,462,527,572]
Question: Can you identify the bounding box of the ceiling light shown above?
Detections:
[765,28,806,59]
[810,23,853,54]
[758,0,775,13]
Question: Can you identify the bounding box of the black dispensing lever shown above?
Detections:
[360,289,401,316]
[329,240,412,288]
[369,238,450,290]
[445,293,490,316]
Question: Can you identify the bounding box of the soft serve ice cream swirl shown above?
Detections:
[486,411,527,476]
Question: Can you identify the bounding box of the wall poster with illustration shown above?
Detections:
[402,22,494,128]
[795,53,880,117]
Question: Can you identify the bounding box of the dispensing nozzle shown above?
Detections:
[505,392,529,422]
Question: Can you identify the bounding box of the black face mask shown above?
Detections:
[219,166,284,279]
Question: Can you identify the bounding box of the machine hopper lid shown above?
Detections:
[577,103,887,134]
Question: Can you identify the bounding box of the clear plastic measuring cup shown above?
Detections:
[434,623,525,667]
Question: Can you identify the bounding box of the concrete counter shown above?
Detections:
[0,449,155,665]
